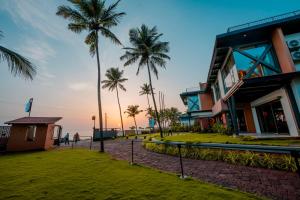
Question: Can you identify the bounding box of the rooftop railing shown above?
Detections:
[185,87,201,93]
[227,10,300,33]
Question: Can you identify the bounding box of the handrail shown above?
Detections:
[149,140,300,154]
[227,10,300,33]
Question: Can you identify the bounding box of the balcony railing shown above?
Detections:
[227,10,300,33]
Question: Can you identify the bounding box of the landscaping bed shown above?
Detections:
[144,132,300,172]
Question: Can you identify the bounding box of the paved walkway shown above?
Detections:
[65,139,300,200]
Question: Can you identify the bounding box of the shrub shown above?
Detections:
[144,143,298,172]
[240,135,256,141]
[212,123,230,134]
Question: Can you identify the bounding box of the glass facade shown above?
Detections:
[232,44,280,79]
[187,95,200,112]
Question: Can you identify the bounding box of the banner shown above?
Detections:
[25,98,33,113]
[149,118,155,128]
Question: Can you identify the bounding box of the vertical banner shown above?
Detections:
[149,118,155,128]
[25,98,33,116]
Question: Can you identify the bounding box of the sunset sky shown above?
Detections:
[1,0,300,136]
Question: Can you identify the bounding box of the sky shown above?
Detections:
[1,0,300,136]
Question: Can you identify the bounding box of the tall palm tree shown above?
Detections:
[0,30,36,80]
[124,105,142,135]
[57,0,125,152]
[120,25,170,138]
[139,83,152,110]
[102,67,127,137]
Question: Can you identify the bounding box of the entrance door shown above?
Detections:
[256,100,289,134]
[237,110,247,132]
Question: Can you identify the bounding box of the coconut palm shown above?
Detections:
[102,67,127,137]
[120,25,170,138]
[139,83,152,110]
[57,0,125,152]
[124,105,143,135]
[0,30,36,80]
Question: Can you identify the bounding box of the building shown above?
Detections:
[180,10,300,136]
[5,117,62,152]
[180,83,214,129]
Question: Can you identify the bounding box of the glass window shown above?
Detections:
[26,126,37,141]
[222,55,239,92]
[233,44,279,79]
[187,95,200,112]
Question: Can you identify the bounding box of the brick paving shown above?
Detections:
[67,139,300,200]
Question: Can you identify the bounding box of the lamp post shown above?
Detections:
[92,115,96,138]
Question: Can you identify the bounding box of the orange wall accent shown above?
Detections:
[243,103,256,133]
[6,124,54,152]
[200,92,213,110]
[272,27,296,73]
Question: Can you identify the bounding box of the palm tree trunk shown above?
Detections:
[95,31,104,152]
[116,87,125,137]
[146,94,150,109]
[133,116,138,135]
[147,62,163,138]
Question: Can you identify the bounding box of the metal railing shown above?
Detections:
[130,139,300,177]
[227,10,300,33]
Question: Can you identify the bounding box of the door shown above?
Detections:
[256,100,289,134]
[237,110,247,132]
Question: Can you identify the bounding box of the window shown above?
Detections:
[222,55,239,92]
[233,44,280,79]
[26,126,37,141]
[187,95,200,112]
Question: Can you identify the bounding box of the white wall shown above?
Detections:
[250,88,299,136]
[217,70,225,98]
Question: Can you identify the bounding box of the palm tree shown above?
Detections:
[0,30,36,80]
[102,67,127,137]
[57,0,125,152]
[120,25,170,138]
[124,105,142,135]
[139,83,152,110]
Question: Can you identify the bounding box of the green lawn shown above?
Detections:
[159,133,300,146]
[0,149,261,200]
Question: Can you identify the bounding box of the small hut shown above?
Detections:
[5,117,62,152]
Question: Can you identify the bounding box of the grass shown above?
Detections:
[158,133,300,146]
[0,149,262,200]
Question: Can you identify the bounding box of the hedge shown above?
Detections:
[143,142,298,172]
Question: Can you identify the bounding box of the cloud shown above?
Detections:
[17,38,56,84]
[68,82,95,91]
[1,0,74,43]
[19,39,56,65]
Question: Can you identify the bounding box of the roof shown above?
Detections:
[5,117,62,125]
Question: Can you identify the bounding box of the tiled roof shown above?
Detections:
[5,117,62,125]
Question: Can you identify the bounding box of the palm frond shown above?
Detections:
[56,5,87,23]
[102,67,127,92]
[68,23,87,33]
[0,46,36,80]
[100,27,122,45]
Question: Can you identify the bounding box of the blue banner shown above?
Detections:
[25,98,33,113]
[149,118,155,128]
